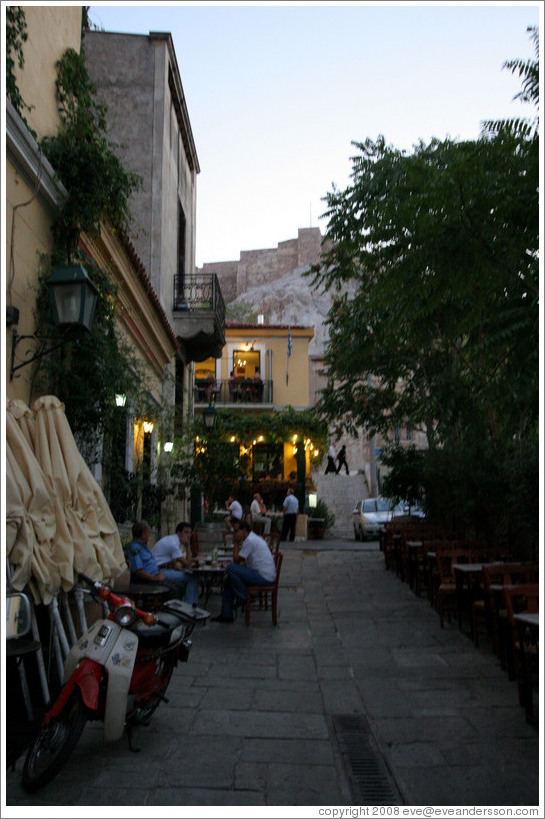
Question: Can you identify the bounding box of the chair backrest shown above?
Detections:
[273,552,283,587]
[482,562,539,593]
[190,530,200,557]
[266,531,281,556]
[436,549,471,584]
[503,583,539,623]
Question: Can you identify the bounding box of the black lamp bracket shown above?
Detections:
[9,329,72,381]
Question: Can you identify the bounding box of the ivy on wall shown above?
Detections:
[27,19,145,451]
[5,6,35,133]
[41,46,141,261]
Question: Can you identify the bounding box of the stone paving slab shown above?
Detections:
[4,541,540,812]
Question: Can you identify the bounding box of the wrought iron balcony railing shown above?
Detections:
[194,378,273,406]
[173,273,226,330]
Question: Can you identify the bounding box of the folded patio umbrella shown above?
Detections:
[6,397,126,603]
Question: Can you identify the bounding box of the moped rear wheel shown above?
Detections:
[22,690,88,792]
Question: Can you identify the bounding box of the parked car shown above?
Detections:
[352,497,400,541]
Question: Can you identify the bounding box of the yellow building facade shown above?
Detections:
[5,7,184,525]
[194,323,321,482]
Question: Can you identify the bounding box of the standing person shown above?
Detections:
[325,442,337,474]
[225,494,243,531]
[211,520,276,623]
[250,492,272,534]
[336,444,349,475]
[126,520,200,604]
[280,487,299,542]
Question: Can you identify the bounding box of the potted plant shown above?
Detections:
[307,499,335,540]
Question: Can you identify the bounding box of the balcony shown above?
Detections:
[194,378,273,407]
[172,274,226,362]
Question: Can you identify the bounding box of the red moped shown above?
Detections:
[22,573,210,791]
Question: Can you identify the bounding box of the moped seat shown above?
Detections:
[130,611,185,649]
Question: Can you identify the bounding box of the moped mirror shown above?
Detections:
[6,593,32,639]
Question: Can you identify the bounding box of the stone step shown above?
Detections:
[312,471,369,538]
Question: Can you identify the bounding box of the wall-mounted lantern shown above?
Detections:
[9,264,98,380]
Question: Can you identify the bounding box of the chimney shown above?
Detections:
[257,314,264,325]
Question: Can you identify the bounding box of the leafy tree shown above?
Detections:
[309,133,538,451]
[307,31,539,548]
[482,26,539,139]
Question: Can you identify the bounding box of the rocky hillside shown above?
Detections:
[228,264,337,357]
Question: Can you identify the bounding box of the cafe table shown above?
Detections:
[192,554,230,605]
[406,541,423,593]
[513,612,539,724]
[453,563,490,635]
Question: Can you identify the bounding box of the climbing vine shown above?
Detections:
[33,38,143,449]
[5,6,35,134]
[40,46,141,260]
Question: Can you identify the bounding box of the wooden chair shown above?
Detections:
[502,583,539,687]
[245,552,283,626]
[265,531,281,557]
[436,549,471,628]
[222,530,234,549]
[472,562,538,649]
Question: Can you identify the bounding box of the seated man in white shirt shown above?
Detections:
[225,494,243,531]
[151,521,200,604]
[250,492,272,534]
[212,520,276,623]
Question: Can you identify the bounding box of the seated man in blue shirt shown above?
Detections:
[126,520,200,605]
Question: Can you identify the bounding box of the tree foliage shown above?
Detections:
[309,133,538,449]
[307,30,539,549]
[170,407,328,513]
[482,26,539,139]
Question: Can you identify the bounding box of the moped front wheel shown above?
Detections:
[22,690,88,792]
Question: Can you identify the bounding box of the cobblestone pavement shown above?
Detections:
[3,540,541,814]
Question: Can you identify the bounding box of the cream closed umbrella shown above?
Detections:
[32,396,126,583]
[6,397,127,603]
[6,408,62,603]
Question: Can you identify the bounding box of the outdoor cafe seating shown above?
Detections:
[502,583,539,722]
[245,551,283,626]
[471,562,539,650]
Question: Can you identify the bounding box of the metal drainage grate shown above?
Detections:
[331,714,402,805]
[302,550,318,557]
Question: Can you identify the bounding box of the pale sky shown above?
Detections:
[88,2,541,267]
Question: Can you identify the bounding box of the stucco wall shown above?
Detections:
[5,165,59,403]
[12,6,81,141]
[219,328,312,409]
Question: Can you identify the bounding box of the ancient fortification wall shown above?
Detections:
[199,227,326,303]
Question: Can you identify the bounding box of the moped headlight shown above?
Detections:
[114,603,137,627]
